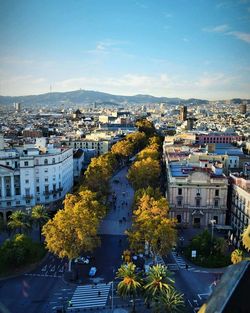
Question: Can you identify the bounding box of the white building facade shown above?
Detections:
[230,174,250,238]
[166,161,228,227]
[0,144,73,221]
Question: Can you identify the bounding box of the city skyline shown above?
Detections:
[1,0,250,100]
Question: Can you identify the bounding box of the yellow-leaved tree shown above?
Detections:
[127,194,176,260]
[42,190,103,271]
[127,157,161,190]
[84,152,117,194]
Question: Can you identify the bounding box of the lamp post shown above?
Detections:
[210,219,216,242]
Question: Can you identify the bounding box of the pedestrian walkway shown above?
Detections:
[99,166,134,235]
[68,283,111,310]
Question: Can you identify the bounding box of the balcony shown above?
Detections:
[23,194,33,199]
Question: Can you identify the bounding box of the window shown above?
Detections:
[45,178,48,182]
[215,189,219,197]
[45,185,49,192]
[178,188,182,195]
[24,161,29,166]
[177,199,182,206]
[25,188,30,196]
[214,199,219,207]
[52,158,55,164]
[36,186,40,192]
[36,178,39,183]
[44,168,48,173]
[196,199,201,207]
[44,159,48,165]
[7,201,11,206]
[25,179,29,184]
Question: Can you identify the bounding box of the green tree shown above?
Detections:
[31,205,49,242]
[152,288,185,313]
[116,262,142,312]
[7,210,31,234]
[144,264,174,304]
[127,157,161,190]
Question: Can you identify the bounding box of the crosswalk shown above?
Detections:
[68,283,111,310]
[171,251,195,271]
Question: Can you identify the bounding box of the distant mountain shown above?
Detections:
[0,89,209,106]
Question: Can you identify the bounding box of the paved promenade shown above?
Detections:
[99,167,134,235]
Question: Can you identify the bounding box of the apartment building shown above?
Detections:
[0,139,73,221]
[230,172,250,238]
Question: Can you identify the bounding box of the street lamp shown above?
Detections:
[210,219,216,242]
[108,281,114,312]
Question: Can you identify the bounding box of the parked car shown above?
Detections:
[89,267,97,277]
[74,256,90,264]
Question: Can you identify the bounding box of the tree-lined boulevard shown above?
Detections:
[0,119,250,313]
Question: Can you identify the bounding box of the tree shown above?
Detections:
[7,210,31,234]
[127,157,161,190]
[126,131,147,152]
[31,205,49,242]
[116,262,142,312]
[84,152,117,194]
[144,264,174,304]
[231,249,243,264]
[134,187,162,207]
[127,195,176,259]
[242,225,250,251]
[42,191,101,271]
[136,119,156,137]
[152,288,185,313]
[137,147,160,161]
[111,140,134,160]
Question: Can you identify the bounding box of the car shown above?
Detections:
[74,256,90,264]
[89,266,97,277]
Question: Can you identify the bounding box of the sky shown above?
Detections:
[0,0,250,100]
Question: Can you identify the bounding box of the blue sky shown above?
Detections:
[0,0,250,99]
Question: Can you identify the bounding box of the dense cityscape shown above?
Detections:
[0,1,250,313]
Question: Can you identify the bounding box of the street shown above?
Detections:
[0,165,227,313]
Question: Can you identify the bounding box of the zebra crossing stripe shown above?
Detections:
[70,283,111,309]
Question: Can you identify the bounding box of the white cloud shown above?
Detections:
[195,72,237,88]
[228,31,250,43]
[203,24,230,33]
[203,24,250,44]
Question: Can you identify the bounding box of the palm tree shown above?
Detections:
[144,264,174,305]
[116,262,141,312]
[7,210,31,234]
[31,205,49,242]
[153,288,185,313]
[231,249,243,264]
